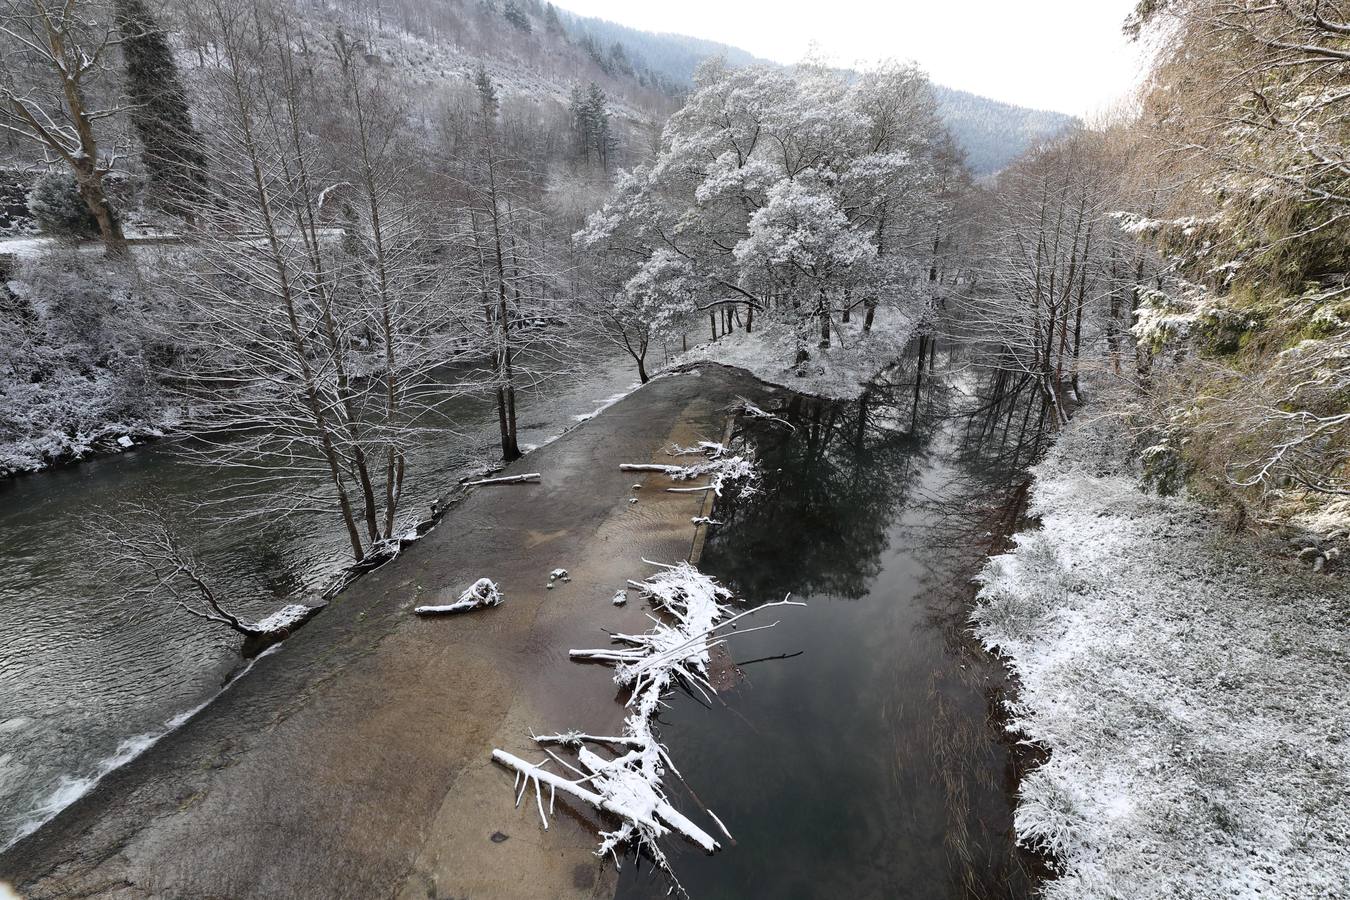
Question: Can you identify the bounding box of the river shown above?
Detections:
[0,348,643,850]
[617,342,1051,898]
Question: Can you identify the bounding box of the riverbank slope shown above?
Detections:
[972,413,1350,897]
[0,365,772,899]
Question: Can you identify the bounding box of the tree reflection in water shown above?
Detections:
[619,339,1051,900]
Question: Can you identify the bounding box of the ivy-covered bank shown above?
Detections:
[972,413,1350,899]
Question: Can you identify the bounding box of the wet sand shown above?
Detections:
[1,365,761,899]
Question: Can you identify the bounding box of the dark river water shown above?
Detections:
[0,349,642,850]
[618,343,1050,899]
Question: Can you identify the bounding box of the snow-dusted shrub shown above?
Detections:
[1140,443,1186,496]
[0,253,162,473]
[0,169,34,235]
[27,172,100,239]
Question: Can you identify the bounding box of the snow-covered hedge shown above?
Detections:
[972,415,1350,897]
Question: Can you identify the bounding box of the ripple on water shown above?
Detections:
[0,350,642,848]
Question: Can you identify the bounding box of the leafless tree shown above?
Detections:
[165,0,471,563]
[456,65,574,461]
[956,132,1121,425]
[92,503,264,638]
[0,0,129,253]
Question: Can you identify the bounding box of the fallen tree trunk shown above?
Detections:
[491,561,803,886]
[415,578,504,616]
[463,473,541,486]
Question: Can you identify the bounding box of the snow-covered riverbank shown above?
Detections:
[672,311,918,400]
[972,414,1350,898]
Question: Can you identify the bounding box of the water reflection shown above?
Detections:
[0,350,638,848]
[618,341,1047,899]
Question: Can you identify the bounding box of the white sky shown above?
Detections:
[554,0,1148,116]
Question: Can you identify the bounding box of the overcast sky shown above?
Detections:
[554,0,1147,116]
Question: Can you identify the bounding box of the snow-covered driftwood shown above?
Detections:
[415,578,503,616]
[619,463,688,475]
[620,442,759,499]
[669,440,729,458]
[492,561,802,885]
[463,473,541,486]
[732,397,795,430]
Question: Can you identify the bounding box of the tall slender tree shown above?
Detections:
[115,0,209,217]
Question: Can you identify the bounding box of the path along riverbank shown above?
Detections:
[0,365,774,899]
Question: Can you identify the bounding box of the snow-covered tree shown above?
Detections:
[115,0,209,216]
[576,60,956,371]
[0,0,129,253]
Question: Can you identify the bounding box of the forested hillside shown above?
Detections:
[932,85,1076,175]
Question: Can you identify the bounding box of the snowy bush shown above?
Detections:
[0,169,34,235]
[1140,443,1186,496]
[0,253,164,474]
[27,173,100,239]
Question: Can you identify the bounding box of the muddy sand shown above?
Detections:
[1,365,768,899]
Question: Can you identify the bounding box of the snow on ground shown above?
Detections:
[671,309,918,400]
[0,421,170,479]
[972,414,1350,899]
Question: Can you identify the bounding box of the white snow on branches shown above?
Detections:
[492,561,802,886]
[620,441,759,498]
[731,397,795,431]
[672,314,919,400]
[414,578,503,616]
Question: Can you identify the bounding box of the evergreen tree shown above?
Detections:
[568,82,614,171]
[475,63,499,127]
[584,82,613,171]
[28,173,101,239]
[502,0,531,32]
[115,0,208,217]
[578,32,609,73]
[607,41,632,76]
[568,85,589,162]
[543,2,563,35]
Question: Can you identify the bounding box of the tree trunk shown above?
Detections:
[495,385,512,459]
[75,166,127,256]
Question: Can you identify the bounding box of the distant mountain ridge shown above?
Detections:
[232,0,1071,177]
[931,85,1077,176]
[554,8,769,82]
[555,5,1076,175]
